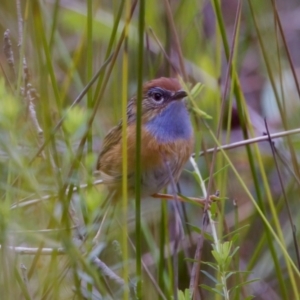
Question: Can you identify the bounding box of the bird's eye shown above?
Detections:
[153,92,163,102]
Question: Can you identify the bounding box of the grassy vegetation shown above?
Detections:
[1,0,300,299]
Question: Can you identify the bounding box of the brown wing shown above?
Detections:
[96,121,123,176]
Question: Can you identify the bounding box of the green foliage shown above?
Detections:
[0,78,19,127]
[201,240,258,299]
[0,0,300,299]
[63,106,88,137]
[177,288,192,300]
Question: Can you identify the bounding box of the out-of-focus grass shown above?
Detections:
[1,0,300,299]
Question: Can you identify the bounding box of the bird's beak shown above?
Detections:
[171,90,187,100]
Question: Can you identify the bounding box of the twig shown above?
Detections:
[0,245,65,254]
[91,256,126,288]
[195,127,300,157]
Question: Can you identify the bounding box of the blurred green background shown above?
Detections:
[1,0,300,299]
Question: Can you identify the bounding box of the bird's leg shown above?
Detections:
[151,193,218,206]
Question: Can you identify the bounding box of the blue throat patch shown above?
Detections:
[145,101,192,143]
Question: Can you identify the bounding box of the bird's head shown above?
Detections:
[127,77,188,123]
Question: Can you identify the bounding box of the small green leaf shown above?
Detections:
[230,246,240,258]
[225,271,238,280]
[222,225,250,240]
[190,82,204,98]
[184,289,191,300]
[191,106,212,119]
[177,290,185,300]
[211,249,223,265]
[63,106,88,136]
[200,284,224,297]
[186,223,214,241]
[230,278,260,291]
[176,289,191,300]
[201,261,219,271]
[201,270,219,284]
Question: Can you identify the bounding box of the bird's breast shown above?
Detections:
[145,101,193,143]
[137,134,194,195]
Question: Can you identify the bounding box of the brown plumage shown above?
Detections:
[97,77,194,200]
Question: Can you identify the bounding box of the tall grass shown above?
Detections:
[0,0,300,299]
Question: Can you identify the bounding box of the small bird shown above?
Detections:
[97,77,204,204]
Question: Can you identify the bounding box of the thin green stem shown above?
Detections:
[86,0,93,154]
[121,1,131,299]
[190,157,230,300]
[135,0,145,298]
